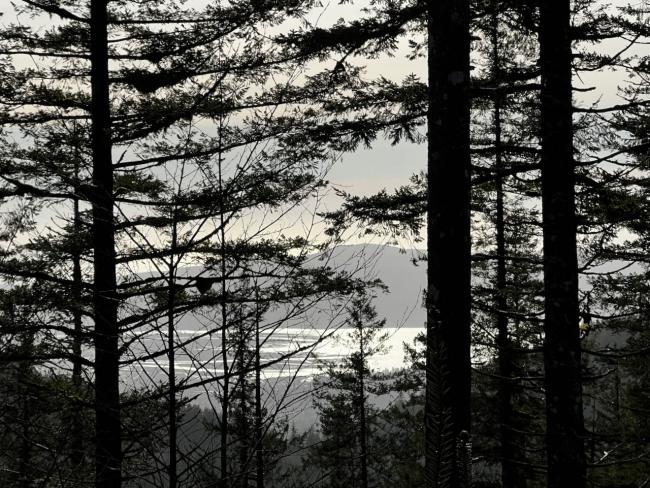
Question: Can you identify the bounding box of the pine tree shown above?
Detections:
[471,2,546,485]
[312,293,388,488]
[539,1,587,486]
[425,2,473,487]
[0,2,370,486]
[578,4,650,483]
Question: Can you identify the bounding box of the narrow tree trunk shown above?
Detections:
[539,2,587,487]
[358,333,368,488]
[71,158,84,468]
[19,391,31,488]
[490,6,516,488]
[218,122,230,488]
[238,327,249,488]
[168,207,178,488]
[425,0,472,486]
[254,294,264,488]
[18,332,34,488]
[494,114,516,488]
[89,1,121,487]
[220,242,229,488]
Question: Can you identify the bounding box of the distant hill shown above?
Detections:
[168,243,427,329]
[317,244,427,328]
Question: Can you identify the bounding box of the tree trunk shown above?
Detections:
[89,1,121,487]
[358,332,368,488]
[236,310,250,488]
[18,332,34,488]
[218,124,230,488]
[425,0,472,487]
[71,157,84,468]
[219,243,229,488]
[539,1,587,487]
[168,207,178,488]
[254,294,264,488]
[489,5,516,488]
[494,113,517,488]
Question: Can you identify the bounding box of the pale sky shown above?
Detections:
[1,0,646,253]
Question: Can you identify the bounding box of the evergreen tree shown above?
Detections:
[471,2,545,486]
[311,293,388,488]
[2,2,649,488]
[425,2,473,486]
[538,1,588,486]
[0,2,368,487]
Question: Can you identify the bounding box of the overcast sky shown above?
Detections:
[1,0,645,251]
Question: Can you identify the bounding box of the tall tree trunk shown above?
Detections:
[89,1,121,487]
[489,5,516,488]
[494,123,516,488]
[425,0,472,487]
[539,2,587,487]
[218,120,230,488]
[494,107,517,488]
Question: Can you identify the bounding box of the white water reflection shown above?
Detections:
[127,325,423,384]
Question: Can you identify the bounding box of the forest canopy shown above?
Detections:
[0,1,648,488]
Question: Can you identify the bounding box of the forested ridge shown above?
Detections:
[0,1,648,487]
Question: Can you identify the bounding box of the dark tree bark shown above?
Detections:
[539,1,587,487]
[89,1,121,487]
[425,0,472,487]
